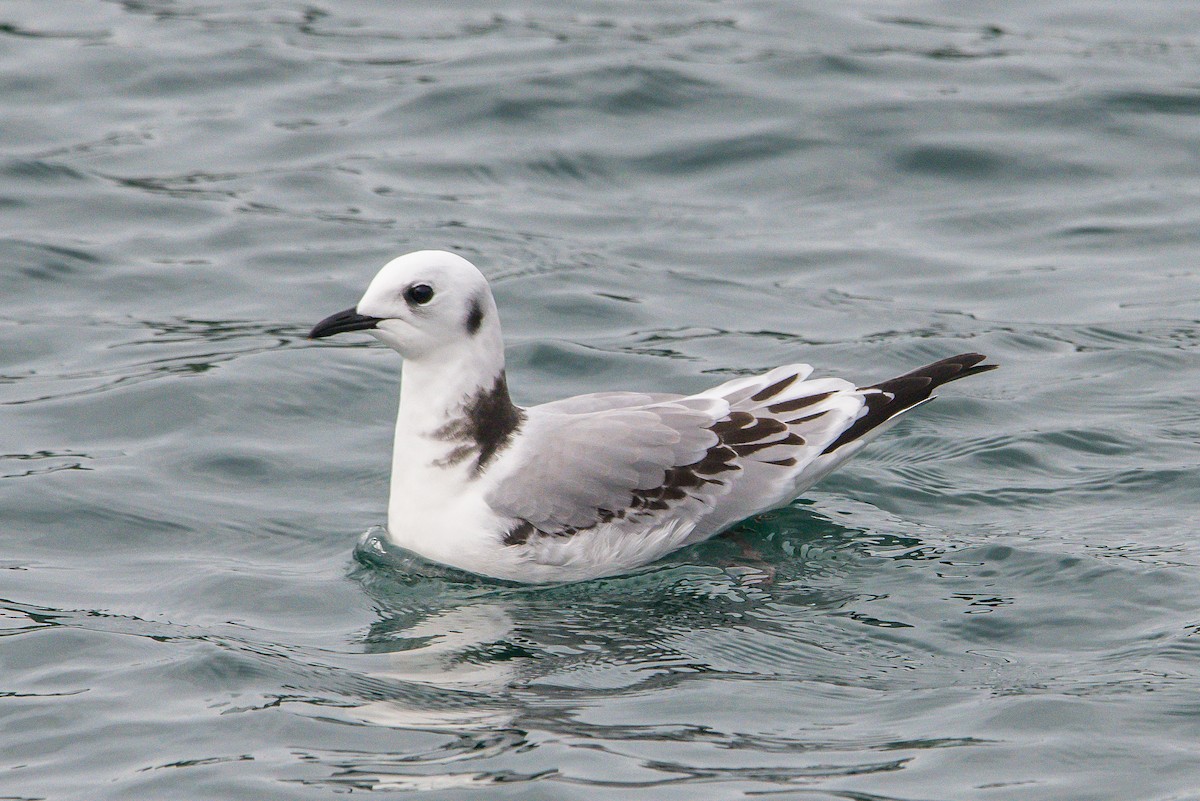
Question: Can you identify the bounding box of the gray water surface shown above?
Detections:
[3,2,1199,799]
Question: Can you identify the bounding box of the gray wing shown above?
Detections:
[487,364,874,540]
[486,364,858,536]
[486,394,730,532]
[486,356,995,545]
[534,391,685,415]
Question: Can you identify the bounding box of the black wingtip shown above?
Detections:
[868,352,998,405]
[821,352,997,454]
[877,352,997,389]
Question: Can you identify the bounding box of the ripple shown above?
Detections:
[0,159,90,182]
[1,317,299,405]
[0,20,108,42]
[1104,89,1200,115]
[4,0,1200,798]
[632,129,823,176]
[1,238,99,282]
[0,449,98,479]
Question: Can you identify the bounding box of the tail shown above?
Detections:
[822,353,997,454]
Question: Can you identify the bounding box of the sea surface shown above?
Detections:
[3,1,1199,799]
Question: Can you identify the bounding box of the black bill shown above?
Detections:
[308,307,384,339]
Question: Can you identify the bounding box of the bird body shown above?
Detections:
[310,250,996,583]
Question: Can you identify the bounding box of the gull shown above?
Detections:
[309,250,996,583]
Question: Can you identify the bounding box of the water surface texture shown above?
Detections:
[3,2,1199,799]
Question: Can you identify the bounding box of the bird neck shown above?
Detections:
[392,327,523,478]
[397,331,504,419]
[399,363,510,427]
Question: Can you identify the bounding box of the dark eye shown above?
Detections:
[405,283,434,305]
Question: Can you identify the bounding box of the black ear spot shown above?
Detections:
[465,297,484,335]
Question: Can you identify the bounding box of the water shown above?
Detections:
[3,1,1199,798]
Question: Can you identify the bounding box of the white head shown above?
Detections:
[309,250,502,364]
